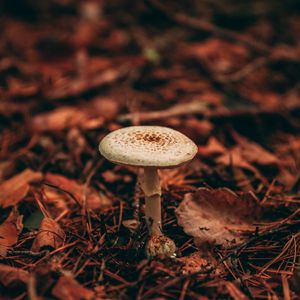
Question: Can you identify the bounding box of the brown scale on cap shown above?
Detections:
[99,126,197,168]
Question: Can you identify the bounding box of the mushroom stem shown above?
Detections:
[142,167,162,235]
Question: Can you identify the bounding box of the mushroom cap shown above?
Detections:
[99,126,198,168]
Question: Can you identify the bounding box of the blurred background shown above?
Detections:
[1,1,300,299]
[1,0,300,181]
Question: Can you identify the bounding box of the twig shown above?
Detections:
[119,100,300,124]
[7,250,49,257]
[118,100,208,123]
[144,0,269,54]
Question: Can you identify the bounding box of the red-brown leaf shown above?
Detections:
[198,136,226,158]
[0,169,43,208]
[176,188,260,247]
[0,209,23,256]
[45,173,112,210]
[31,217,65,252]
[52,274,94,300]
[0,264,29,287]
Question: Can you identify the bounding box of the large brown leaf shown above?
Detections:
[0,209,23,256]
[0,169,43,208]
[176,188,261,247]
[0,264,29,287]
[31,217,65,252]
[52,274,94,300]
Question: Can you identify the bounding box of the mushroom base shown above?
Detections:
[146,235,177,259]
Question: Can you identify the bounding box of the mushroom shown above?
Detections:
[99,126,197,258]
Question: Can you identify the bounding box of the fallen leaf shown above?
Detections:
[32,96,119,132]
[216,147,260,175]
[45,173,112,210]
[45,66,127,100]
[32,106,98,132]
[176,188,260,247]
[0,209,23,256]
[0,264,29,287]
[198,137,226,158]
[42,186,69,217]
[239,140,279,168]
[31,217,65,252]
[184,118,214,142]
[52,274,94,300]
[182,39,249,75]
[0,169,43,208]
[7,77,39,98]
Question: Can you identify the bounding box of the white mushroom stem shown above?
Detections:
[141,167,162,235]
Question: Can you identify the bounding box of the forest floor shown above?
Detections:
[0,1,300,299]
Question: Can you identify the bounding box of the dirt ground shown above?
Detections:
[0,1,300,299]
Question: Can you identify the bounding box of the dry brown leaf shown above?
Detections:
[198,137,226,158]
[182,38,249,75]
[176,188,260,247]
[0,264,29,287]
[0,209,23,256]
[32,106,89,132]
[185,118,214,142]
[216,147,260,175]
[45,66,127,100]
[239,140,279,168]
[45,173,112,210]
[32,98,118,131]
[52,274,94,300]
[42,186,69,216]
[31,217,65,252]
[0,169,43,208]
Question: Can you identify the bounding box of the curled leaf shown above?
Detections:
[31,217,65,252]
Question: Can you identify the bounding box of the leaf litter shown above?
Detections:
[0,1,300,299]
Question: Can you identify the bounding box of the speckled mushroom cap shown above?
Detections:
[99,126,198,168]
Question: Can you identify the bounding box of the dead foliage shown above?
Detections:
[52,274,95,300]
[31,217,65,252]
[0,209,23,256]
[0,169,42,208]
[176,187,260,246]
[0,264,29,287]
[0,0,300,299]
